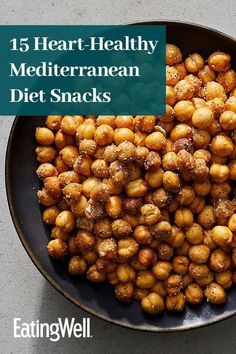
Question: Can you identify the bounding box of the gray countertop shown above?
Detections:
[1,1,236,353]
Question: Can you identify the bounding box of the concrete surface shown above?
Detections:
[0,0,236,353]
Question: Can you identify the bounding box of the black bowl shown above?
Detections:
[6,21,236,332]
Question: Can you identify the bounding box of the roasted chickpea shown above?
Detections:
[97,238,117,261]
[94,124,114,146]
[170,124,192,142]
[198,65,216,84]
[211,135,234,157]
[36,163,58,180]
[68,256,87,275]
[189,196,206,214]
[133,225,153,245]
[185,53,204,73]
[115,282,134,303]
[172,256,189,275]
[43,206,60,225]
[188,244,210,264]
[225,96,236,112]
[152,261,172,280]
[210,249,231,272]
[192,128,211,149]
[204,283,226,304]
[145,168,163,188]
[116,141,136,163]
[36,146,57,163]
[75,230,95,252]
[185,223,204,245]
[55,210,75,232]
[84,198,104,220]
[133,131,148,147]
[145,132,166,151]
[215,270,233,289]
[47,239,68,260]
[59,171,80,187]
[79,139,97,156]
[188,263,210,280]
[166,44,182,65]
[112,219,132,239]
[73,155,92,176]
[192,107,214,129]
[150,221,172,241]
[38,188,57,206]
[106,271,118,286]
[87,265,106,283]
[207,97,225,116]
[80,250,97,265]
[166,292,186,312]
[210,182,231,199]
[43,176,61,199]
[141,293,165,314]
[46,115,62,130]
[174,100,195,123]
[208,51,231,72]
[217,69,236,93]
[182,274,193,288]
[185,283,203,304]
[140,204,161,225]
[198,205,215,229]
[157,243,173,261]
[169,227,185,248]
[136,270,156,289]
[163,171,181,193]
[114,128,134,145]
[220,110,236,130]
[62,183,82,202]
[165,274,183,295]
[162,152,178,171]
[105,196,123,219]
[126,178,148,197]
[118,238,139,261]
[211,226,233,248]
[193,180,211,197]
[59,146,79,167]
[61,116,78,135]
[176,186,195,206]
[144,151,161,171]
[196,271,214,287]
[51,226,70,241]
[76,122,95,142]
[174,79,194,101]
[114,115,133,129]
[166,65,180,86]
[96,258,116,274]
[214,199,235,219]
[138,248,156,267]
[175,208,193,228]
[35,127,54,146]
[175,62,187,79]
[151,281,167,297]
[204,81,227,101]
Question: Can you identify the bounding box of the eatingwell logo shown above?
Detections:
[14,317,92,342]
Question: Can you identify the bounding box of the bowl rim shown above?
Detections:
[5,20,236,332]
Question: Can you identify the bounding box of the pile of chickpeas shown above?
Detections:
[35,44,236,315]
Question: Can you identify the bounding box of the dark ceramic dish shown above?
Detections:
[5,21,236,332]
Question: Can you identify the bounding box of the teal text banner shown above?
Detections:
[0,25,166,115]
